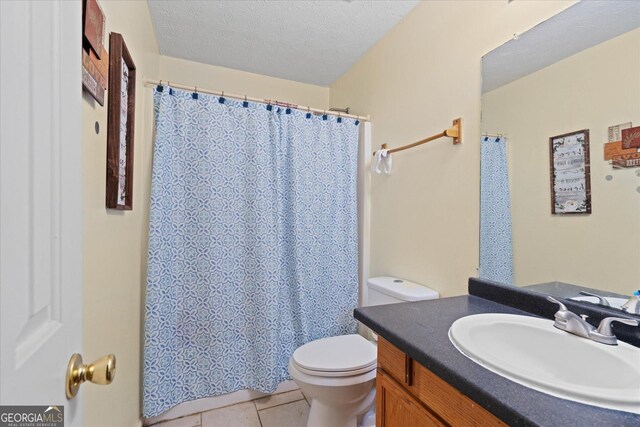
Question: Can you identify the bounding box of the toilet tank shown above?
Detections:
[366,276,439,306]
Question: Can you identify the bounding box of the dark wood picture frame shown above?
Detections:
[106,32,136,210]
[549,129,591,215]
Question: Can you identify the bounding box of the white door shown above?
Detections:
[1,1,83,425]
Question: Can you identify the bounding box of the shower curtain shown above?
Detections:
[143,87,360,418]
[479,136,513,284]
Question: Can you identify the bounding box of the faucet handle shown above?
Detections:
[596,317,639,336]
[591,317,639,345]
[547,295,568,312]
[547,296,572,329]
[579,291,610,307]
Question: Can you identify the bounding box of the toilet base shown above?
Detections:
[305,387,376,427]
[358,404,376,427]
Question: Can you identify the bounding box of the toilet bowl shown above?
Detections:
[288,334,377,427]
[289,277,440,427]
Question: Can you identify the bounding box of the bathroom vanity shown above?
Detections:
[377,336,505,426]
[354,278,640,427]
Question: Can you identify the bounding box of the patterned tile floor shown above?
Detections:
[149,390,310,427]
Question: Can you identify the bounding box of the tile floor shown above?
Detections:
[149,390,311,427]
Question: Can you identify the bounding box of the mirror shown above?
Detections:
[480,1,640,314]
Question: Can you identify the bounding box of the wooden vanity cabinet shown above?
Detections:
[377,337,507,427]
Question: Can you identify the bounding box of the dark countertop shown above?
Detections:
[523,281,631,300]
[354,280,640,427]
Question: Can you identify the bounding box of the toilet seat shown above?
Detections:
[288,357,377,388]
[292,359,377,377]
[292,334,377,378]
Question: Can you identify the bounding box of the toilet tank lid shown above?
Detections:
[367,276,439,301]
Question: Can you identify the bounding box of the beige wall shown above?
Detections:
[329,0,576,297]
[82,1,159,426]
[159,56,329,109]
[482,28,640,295]
[82,0,608,423]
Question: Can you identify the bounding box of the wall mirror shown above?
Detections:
[480,1,640,315]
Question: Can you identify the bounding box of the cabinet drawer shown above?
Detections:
[378,337,409,386]
[412,363,506,427]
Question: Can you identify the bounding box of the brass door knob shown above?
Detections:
[66,353,116,399]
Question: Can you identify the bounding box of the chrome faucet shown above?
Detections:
[578,291,610,307]
[621,290,640,314]
[547,296,639,345]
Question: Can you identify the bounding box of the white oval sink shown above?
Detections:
[449,313,640,414]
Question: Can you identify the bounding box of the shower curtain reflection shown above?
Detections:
[479,136,513,284]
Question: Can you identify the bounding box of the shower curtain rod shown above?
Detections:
[373,118,462,156]
[144,79,370,122]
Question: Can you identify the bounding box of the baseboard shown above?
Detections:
[143,380,299,425]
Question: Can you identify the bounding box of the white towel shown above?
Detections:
[372,149,393,175]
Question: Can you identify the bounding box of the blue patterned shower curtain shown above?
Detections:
[479,136,513,284]
[143,87,360,418]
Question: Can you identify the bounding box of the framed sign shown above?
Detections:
[621,125,640,149]
[106,33,136,210]
[82,46,108,106]
[82,0,107,105]
[549,129,591,214]
[83,0,105,57]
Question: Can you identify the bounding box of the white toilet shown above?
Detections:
[288,276,439,427]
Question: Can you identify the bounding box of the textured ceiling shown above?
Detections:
[482,1,640,93]
[148,0,419,87]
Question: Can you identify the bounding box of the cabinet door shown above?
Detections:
[377,369,445,427]
[378,337,506,427]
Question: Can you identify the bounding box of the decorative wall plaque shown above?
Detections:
[621,125,640,149]
[84,0,105,57]
[549,130,591,214]
[106,33,136,210]
[82,0,107,105]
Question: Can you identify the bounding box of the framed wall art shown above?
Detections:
[549,129,591,214]
[106,32,136,210]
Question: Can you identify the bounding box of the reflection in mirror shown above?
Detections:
[480,1,640,314]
